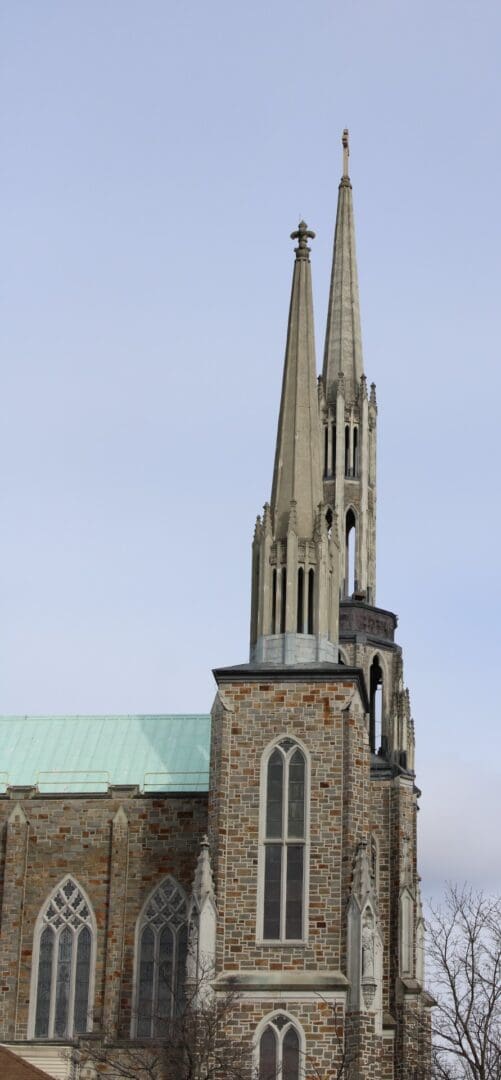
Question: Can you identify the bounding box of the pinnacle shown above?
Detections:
[290,220,315,261]
[323,130,364,399]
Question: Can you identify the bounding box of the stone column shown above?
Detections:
[102,806,129,1038]
[259,504,273,638]
[368,385,377,603]
[335,378,345,583]
[0,803,29,1038]
[359,377,369,594]
[285,502,298,636]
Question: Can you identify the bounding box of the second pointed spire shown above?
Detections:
[271,222,322,540]
[323,130,364,402]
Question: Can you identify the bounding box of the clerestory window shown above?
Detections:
[257,1013,303,1080]
[133,877,188,1037]
[30,877,95,1039]
[260,738,308,941]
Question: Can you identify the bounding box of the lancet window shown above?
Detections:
[134,877,188,1037]
[297,568,304,633]
[345,509,357,597]
[257,1013,303,1080]
[323,421,337,477]
[352,425,358,475]
[369,655,383,753]
[296,568,315,635]
[261,739,308,941]
[307,569,314,634]
[31,877,95,1039]
[280,566,287,633]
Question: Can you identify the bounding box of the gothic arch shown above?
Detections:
[344,506,358,597]
[132,876,189,1037]
[399,886,414,978]
[254,1009,306,1080]
[28,876,96,1039]
[324,504,334,538]
[368,651,388,753]
[257,736,311,944]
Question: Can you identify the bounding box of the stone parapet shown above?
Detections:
[340,600,397,644]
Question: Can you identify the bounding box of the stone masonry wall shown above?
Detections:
[209,675,371,976]
[0,792,207,1041]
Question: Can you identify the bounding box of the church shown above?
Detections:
[0,133,432,1079]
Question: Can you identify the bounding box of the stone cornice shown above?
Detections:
[214,970,349,993]
[213,662,369,712]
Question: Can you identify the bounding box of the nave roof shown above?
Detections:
[0,713,210,794]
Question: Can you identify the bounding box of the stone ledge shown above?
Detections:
[214,970,349,993]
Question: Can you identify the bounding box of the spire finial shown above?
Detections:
[291,220,315,260]
[342,128,350,178]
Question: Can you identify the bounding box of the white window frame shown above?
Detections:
[253,1010,305,1080]
[28,876,96,1040]
[257,736,310,945]
[131,875,188,1038]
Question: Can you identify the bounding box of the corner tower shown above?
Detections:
[250,221,339,664]
[321,132,414,769]
[320,129,376,605]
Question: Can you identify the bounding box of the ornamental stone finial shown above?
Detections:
[193,834,215,906]
[342,128,350,179]
[290,220,315,260]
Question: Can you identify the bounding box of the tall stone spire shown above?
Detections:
[323,129,364,403]
[271,222,323,540]
[250,224,339,665]
[320,131,377,607]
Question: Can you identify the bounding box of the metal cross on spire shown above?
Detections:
[342,128,350,178]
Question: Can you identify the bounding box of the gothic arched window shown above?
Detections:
[257,1013,303,1080]
[30,877,95,1039]
[133,877,188,1037]
[369,654,383,753]
[345,508,357,597]
[261,739,308,941]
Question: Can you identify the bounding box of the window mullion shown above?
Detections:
[171,928,177,1019]
[152,929,160,1036]
[68,925,77,1037]
[48,927,57,1038]
[281,755,289,940]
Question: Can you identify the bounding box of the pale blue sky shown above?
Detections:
[2,0,500,897]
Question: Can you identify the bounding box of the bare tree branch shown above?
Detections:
[74,960,252,1080]
[426,885,501,1080]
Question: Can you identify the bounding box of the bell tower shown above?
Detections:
[320,132,414,769]
[320,129,376,604]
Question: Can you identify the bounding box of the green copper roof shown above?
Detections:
[0,715,211,794]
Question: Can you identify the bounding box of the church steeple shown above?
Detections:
[270,221,322,540]
[323,129,364,404]
[250,224,339,665]
[320,132,377,605]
